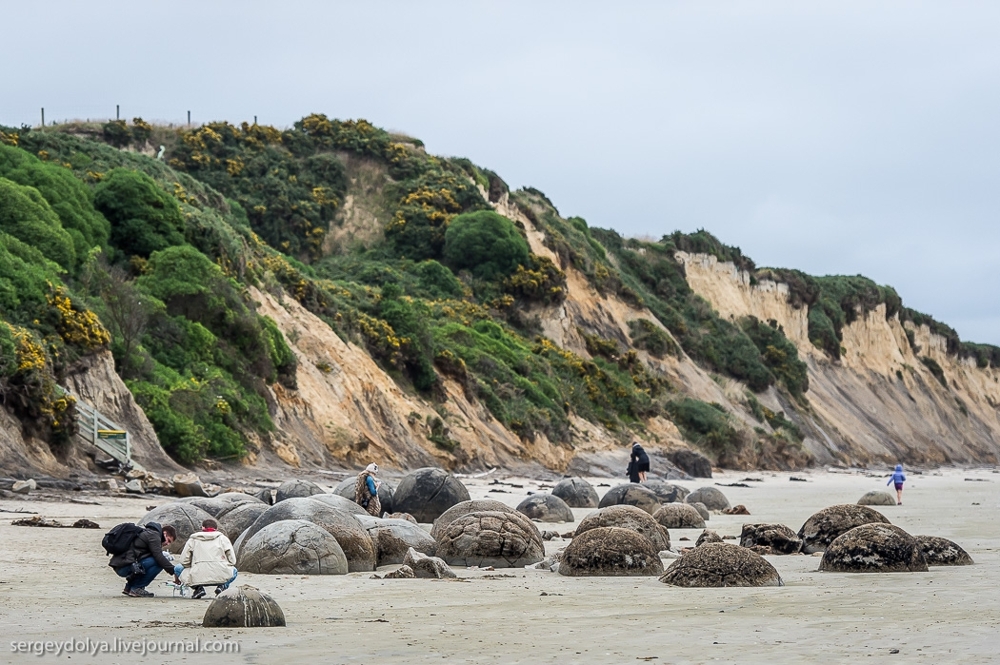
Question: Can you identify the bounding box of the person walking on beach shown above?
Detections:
[109,522,177,597]
[173,518,238,599]
[355,463,382,516]
[627,442,650,483]
[887,464,906,505]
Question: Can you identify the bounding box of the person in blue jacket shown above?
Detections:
[887,464,906,505]
[354,463,382,516]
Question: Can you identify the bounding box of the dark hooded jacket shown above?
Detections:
[108,522,175,571]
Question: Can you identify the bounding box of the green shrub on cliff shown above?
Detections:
[93,169,185,258]
[0,178,76,271]
[443,210,530,280]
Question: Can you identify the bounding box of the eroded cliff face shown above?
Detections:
[678,252,1000,465]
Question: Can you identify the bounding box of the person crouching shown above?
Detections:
[111,522,177,597]
[173,518,237,599]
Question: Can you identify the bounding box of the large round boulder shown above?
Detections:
[214,492,265,504]
[739,523,802,555]
[653,503,706,529]
[598,484,662,515]
[858,490,897,506]
[333,476,395,515]
[516,494,574,523]
[666,449,713,478]
[217,501,270,542]
[660,543,783,587]
[576,505,670,551]
[175,497,230,516]
[430,499,525,540]
[551,478,599,508]
[237,519,348,575]
[819,524,928,573]
[435,510,544,568]
[643,480,690,504]
[275,479,327,503]
[559,527,664,577]
[798,504,891,554]
[393,468,470,523]
[685,487,730,511]
[308,493,368,516]
[202,585,286,628]
[355,515,436,566]
[914,535,974,566]
[139,503,214,553]
[239,497,376,572]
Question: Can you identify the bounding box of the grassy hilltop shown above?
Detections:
[0,117,995,468]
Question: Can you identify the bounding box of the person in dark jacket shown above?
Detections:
[627,442,650,483]
[109,523,176,597]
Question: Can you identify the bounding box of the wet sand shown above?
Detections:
[1,467,998,664]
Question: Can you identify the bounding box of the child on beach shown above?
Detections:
[887,464,906,505]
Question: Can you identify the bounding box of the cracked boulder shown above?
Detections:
[275,479,327,503]
[430,499,527,540]
[653,503,706,529]
[913,535,974,566]
[516,494,575,522]
[643,480,690,504]
[576,505,670,551]
[598,484,662,515]
[558,526,664,577]
[798,504,891,554]
[403,547,456,578]
[660,543,783,587]
[551,477,600,508]
[202,585,286,628]
[434,510,544,568]
[739,523,802,555]
[354,515,436,566]
[393,468,470,523]
[237,519,348,575]
[820,524,928,573]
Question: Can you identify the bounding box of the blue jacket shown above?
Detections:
[887,465,906,486]
[366,476,377,496]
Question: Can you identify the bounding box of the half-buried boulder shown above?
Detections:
[237,519,348,575]
[354,515,436,566]
[139,503,214,553]
[558,527,664,577]
[435,511,544,568]
[239,497,376,572]
[551,478,600,508]
[643,480,690,504]
[598,484,661,515]
[819,524,928,573]
[798,504,891,554]
[653,503,706,529]
[275,479,326,503]
[393,468,470,523]
[858,491,897,506]
[913,535,974,566]
[217,502,270,542]
[660,543,783,587]
[202,586,286,628]
[430,499,525,541]
[516,494,574,523]
[739,523,802,555]
[334,477,395,515]
[577,505,670,551]
[685,487,730,511]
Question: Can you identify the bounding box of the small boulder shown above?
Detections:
[660,543,783,587]
[275,479,326,503]
[739,523,803,555]
[333,477,395,515]
[97,478,118,491]
[667,449,713,478]
[139,503,214,553]
[386,512,417,524]
[642,480,690,504]
[558,527,664,577]
[384,565,415,579]
[858,491,897,506]
[551,478,599,508]
[516,494,575,523]
[403,547,456,579]
[11,479,36,494]
[431,500,527,541]
[653,503,706,529]
[685,487,730,511]
[173,472,207,497]
[722,505,750,515]
[435,511,544,568]
[696,529,723,547]
[798,504,891,554]
[577,505,670,551]
[913,535,974,566]
[598,484,662,515]
[202,585,286,628]
[237,519,348,575]
[393,468,470,523]
[256,488,275,505]
[354,515,437,566]
[819,524,928,573]
[124,480,144,494]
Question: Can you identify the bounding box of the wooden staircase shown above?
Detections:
[69,392,144,472]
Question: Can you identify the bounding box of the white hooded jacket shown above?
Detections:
[178,530,236,586]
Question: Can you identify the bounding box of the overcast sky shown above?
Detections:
[4,1,999,344]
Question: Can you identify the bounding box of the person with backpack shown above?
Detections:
[627,442,650,483]
[354,463,382,516]
[107,522,177,597]
[172,518,238,599]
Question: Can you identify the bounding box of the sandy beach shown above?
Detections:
[1,467,998,665]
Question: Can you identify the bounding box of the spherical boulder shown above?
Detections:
[598,484,662,515]
[819,524,928,573]
[237,519,348,575]
[176,497,230,516]
[858,491,897,506]
[333,476,395,515]
[354,515,437,566]
[689,502,710,520]
[430,499,525,541]
[576,505,670,551]
[551,477,600,508]
[202,585,286,628]
[739,523,802,555]
[643,480,690,504]
[393,468,470,523]
[660,543,783,587]
[275,479,326,503]
[217,501,270,542]
[667,449,713,478]
[516,494,574,523]
[685,487,730,511]
[139,503,214,553]
[653,503,706,529]
[214,491,265,505]
[308,493,368,516]
[798,504,891,554]
[558,527,664,577]
[240,497,376,572]
[435,510,544,568]
[914,535,974,566]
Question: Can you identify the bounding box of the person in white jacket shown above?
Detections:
[172,518,237,599]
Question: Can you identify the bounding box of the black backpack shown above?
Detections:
[102,522,144,556]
